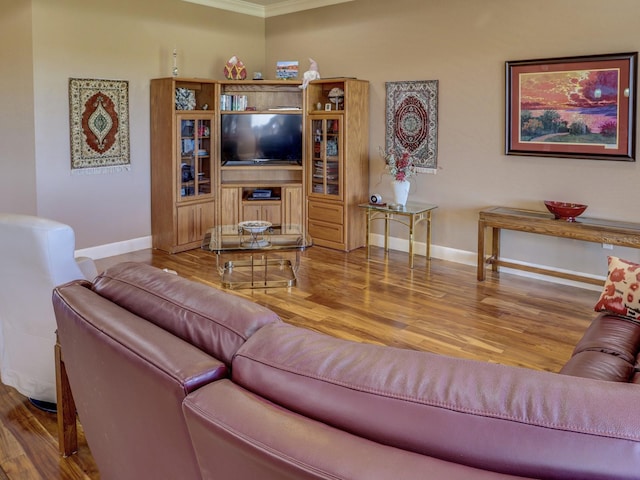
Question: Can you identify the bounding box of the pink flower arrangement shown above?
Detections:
[384,149,417,182]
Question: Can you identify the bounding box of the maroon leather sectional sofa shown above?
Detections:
[52,262,640,480]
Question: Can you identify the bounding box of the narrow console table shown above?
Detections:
[478,206,640,285]
[359,202,438,269]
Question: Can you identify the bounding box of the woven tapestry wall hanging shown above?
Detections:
[385,80,438,171]
[69,78,130,175]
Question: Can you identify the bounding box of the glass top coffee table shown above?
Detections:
[201,223,312,289]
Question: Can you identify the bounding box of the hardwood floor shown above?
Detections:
[0,245,599,479]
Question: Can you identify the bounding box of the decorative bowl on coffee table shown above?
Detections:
[544,201,588,222]
[238,220,272,234]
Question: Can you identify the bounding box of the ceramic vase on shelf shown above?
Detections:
[391,179,410,206]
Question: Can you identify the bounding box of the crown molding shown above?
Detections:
[182,0,354,18]
[264,0,354,18]
[183,0,264,17]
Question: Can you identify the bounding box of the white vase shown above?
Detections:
[391,179,410,206]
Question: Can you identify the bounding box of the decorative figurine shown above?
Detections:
[172,48,178,77]
[299,58,321,89]
[223,56,247,80]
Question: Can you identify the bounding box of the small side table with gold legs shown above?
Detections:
[359,202,438,268]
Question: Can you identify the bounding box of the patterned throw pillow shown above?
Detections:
[594,256,640,321]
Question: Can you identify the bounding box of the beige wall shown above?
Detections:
[0,0,37,214]
[2,0,639,280]
[1,0,265,248]
[266,0,640,278]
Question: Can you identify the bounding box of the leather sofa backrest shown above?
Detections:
[183,379,527,480]
[232,322,640,480]
[91,262,281,365]
[53,279,227,480]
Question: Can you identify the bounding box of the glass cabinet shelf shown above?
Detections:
[178,115,213,199]
[310,117,342,197]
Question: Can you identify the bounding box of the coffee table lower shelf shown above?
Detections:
[216,253,300,289]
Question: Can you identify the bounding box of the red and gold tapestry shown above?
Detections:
[385,80,438,171]
[69,78,130,174]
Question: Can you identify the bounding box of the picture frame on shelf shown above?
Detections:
[175,88,196,110]
[276,61,299,79]
[505,52,637,161]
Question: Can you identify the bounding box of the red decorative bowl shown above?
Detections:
[544,201,588,222]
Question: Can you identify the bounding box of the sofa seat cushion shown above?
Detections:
[232,322,640,480]
[91,262,281,365]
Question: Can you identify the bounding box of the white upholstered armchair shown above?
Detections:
[0,214,98,410]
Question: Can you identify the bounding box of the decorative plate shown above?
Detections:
[328,87,344,107]
[238,220,272,234]
[175,88,196,110]
[328,87,344,99]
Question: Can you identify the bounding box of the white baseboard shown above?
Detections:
[369,233,604,291]
[75,236,152,260]
[78,233,604,291]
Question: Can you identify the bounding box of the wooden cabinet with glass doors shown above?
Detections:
[306,78,369,251]
[151,78,216,253]
[178,115,213,198]
[310,117,342,197]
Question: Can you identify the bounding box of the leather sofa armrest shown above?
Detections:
[559,313,640,382]
[53,280,227,480]
[569,313,640,364]
[560,350,635,381]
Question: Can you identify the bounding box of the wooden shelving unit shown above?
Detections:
[151,77,369,253]
[306,78,370,251]
[151,77,216,253]
[217,80,304,233]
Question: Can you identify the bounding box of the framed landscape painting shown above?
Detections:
[505,52,637,161]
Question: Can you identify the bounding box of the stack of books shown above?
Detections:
[220,94,248,111]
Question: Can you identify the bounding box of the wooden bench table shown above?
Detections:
[477,206,640,285]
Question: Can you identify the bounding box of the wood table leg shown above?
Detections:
[426,211,432,260]
[55,338,77,457]
[384,214,390,253]
[366,209,371,259]
[408,214,415,269]
[477,219,486,281]
[491,227,500,273]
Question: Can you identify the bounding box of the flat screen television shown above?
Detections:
[221,113,303,166]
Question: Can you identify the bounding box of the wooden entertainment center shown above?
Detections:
[150,77,369,253]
